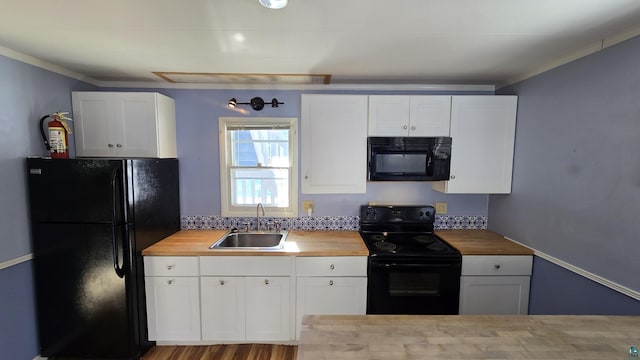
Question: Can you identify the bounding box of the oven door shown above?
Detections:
[367,258,461,315]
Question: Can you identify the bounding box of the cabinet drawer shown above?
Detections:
[461,255,532,276]
[200,256,292,276]
[144,256,199,276]
[296,256,367,276]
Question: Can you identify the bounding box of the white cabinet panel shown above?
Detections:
[144,256,199,277]
[461,255,532,276]
[295,277,367,339]
[245,277,291,341]
[301,94,368,194]
[145,276,200,341]
[199,256,291,276]
[200,277,246,341]
[433,96,517,194]
[296,256,367,276]
[459,254,532,315]
[72,92,176,158]
[459,275,530,315]
[368,95,451,137]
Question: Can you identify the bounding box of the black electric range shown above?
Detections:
[359,204,461,315]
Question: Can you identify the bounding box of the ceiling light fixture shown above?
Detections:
[258,0,288,9]
[228,97,284,111]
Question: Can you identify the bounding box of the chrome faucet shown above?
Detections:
[256,203,265,231]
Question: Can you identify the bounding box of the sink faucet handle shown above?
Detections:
[242,222,251,232]
[274,221,281,232]
[267,221,274,231]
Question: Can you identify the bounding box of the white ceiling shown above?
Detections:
[2,0,640,87]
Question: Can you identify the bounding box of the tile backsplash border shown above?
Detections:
[181,215,487,231]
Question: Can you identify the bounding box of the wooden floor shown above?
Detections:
[142,344,298,360]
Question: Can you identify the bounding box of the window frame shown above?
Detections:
[219,117,298,217]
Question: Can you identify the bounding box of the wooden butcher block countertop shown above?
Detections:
[297,314,640,360]
[142,230,369,256]
[436,229,533,255]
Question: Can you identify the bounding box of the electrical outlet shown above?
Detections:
[302,200,314,211]
[435,202,448,214]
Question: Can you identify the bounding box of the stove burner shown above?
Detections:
[374,241,397,252]
[412,235,436,245]
[426,242,447,252]
[371,234,386,241]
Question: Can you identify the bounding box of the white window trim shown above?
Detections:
[219,117,298,217]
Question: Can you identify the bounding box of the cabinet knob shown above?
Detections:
[167,264,174,270]
[450,175,456,180]
[304,175,309,179]
[220,280,225,285]
[329,264,335,270]
[108,144,114,148]
[494,264,501,269]
[329,280,334,286]
[116,144,122,148]
[265,279,270,285]
[167,279,174,285]
[402,125,408,130]
[411,126,416,130]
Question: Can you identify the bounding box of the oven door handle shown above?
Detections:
[370,262,459,269]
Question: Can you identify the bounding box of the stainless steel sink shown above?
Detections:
[209,231,288,250]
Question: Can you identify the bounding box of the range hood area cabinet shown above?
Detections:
[72,91,177,158]
[301,94,368,194]
[433,96,518,194]
[368,95,451,137]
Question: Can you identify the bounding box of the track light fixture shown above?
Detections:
[227,97,284,111]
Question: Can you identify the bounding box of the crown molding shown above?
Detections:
[0,45,99,86]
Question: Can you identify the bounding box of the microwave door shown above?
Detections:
[425,149,434,177]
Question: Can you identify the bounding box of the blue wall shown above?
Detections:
[492,35,640,312]
[0,54,96,360]
[529,257,640,315]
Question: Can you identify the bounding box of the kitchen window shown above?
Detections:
[219,117,298,217]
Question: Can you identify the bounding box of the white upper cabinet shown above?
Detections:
[301,94,368,194]
[432,95,517,194]
[72,92,177,158]
[368,95,451,137]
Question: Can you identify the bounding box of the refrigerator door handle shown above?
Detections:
[111,168,126,278]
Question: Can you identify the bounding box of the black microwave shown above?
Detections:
[368,137,452,181]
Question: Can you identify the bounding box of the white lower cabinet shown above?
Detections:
[199,256,292,342]
[144,255,368,343]
[144,256,201,341]
[295,257,367,339]
[459,255,532,315]
[200,276,245,341]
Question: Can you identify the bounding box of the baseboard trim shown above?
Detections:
[504,236,640,302]
[0,253,33,271]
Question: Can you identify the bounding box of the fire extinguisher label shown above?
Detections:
[49,127,67,153]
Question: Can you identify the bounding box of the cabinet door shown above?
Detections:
[409,96,451,136]
[433,96,517,194]
[245,277,291,341]
[459,275,530,315]
[296,277,367,339]
[301,94,368,194]
[113,93,159,157]
[200,277,246,341]
[368,96,411,136]
[72,92,117,157]
[145,276,201,341]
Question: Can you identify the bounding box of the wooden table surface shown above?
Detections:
[142,230,369,256]
[297,314,640,360]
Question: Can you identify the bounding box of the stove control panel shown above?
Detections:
[360,205,435,223]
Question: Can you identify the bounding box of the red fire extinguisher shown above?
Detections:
[40,112,72,159]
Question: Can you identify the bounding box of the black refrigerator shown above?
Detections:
[26,157,180,359]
